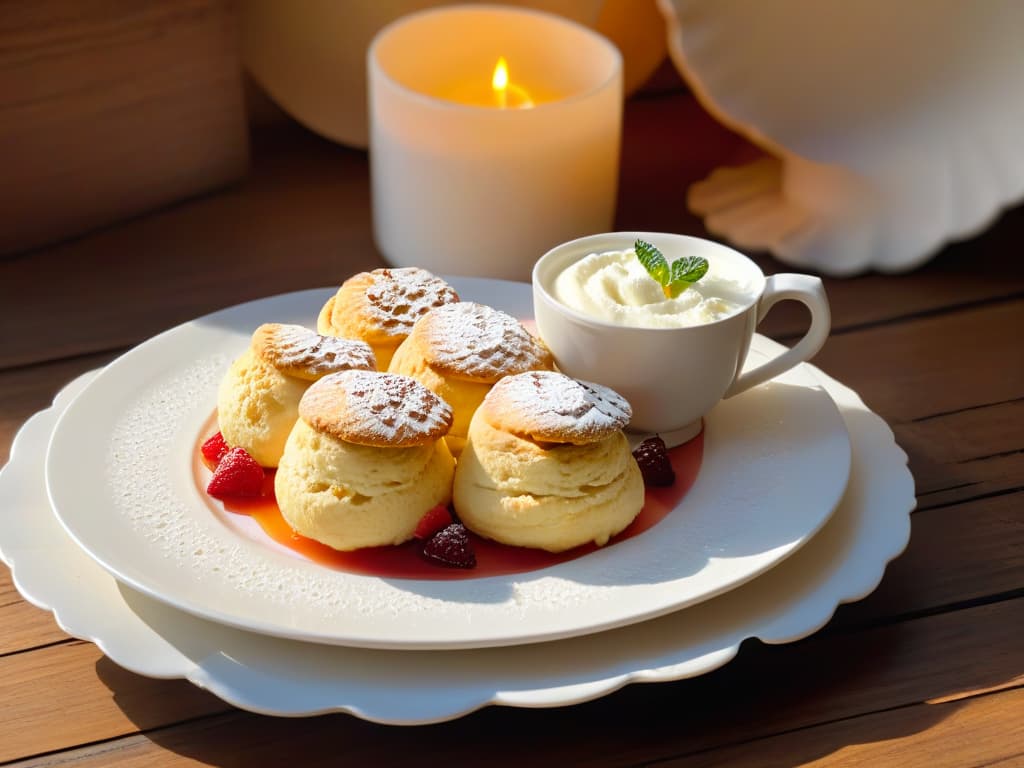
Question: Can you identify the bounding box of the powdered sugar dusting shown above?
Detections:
[300,370,453,447]
[363,268,459,334]
[97,347,621,639]
[417,302,553,381]
[254,323,375,379]
[103,357,464,617]
[484,371,632,443]
[106,356,263,586]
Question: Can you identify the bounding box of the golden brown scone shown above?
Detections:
[275,371,455,551]
[453,371,643,552]
[217,324,375,467]
[388,302,554,455]
[317,267,459,370]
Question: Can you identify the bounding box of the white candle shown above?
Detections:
[368,5,623,281]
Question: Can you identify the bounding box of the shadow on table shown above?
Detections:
[93,618,995,767]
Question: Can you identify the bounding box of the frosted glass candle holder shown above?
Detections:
[368,5,623,280]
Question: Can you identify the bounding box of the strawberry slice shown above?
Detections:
[207,447,264,498]
[201,431,230,464]
[413,504,454,540]
[421,523,476,569]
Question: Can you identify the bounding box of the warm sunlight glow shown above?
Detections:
[492,56,510,94]
[489,56,532,109]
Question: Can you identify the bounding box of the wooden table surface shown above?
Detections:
[1,89,1022,767]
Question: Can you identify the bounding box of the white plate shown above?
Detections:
[1,349,911,722]
[658,0,1024,275]
[45,279,850,650]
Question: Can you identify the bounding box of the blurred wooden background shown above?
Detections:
[0,0,248,254]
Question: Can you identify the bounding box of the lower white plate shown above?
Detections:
[44,279,850,650]
[0,338,913,723]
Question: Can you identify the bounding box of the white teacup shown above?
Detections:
[532,232,831,437]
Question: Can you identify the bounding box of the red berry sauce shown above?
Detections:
[194,415,703,581]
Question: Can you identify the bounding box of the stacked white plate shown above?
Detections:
[0,278,914,723]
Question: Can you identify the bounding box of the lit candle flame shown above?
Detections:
[490,56,532,109]
[492,56,510,94]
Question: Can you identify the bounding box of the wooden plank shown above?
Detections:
[508,599,1024,767]
[0,352,117,466]
[832,491,1024,628]
[812,301,1024,425]
[19,689,1023,768]
[901,398,1024,506]
[6,599,1021,766]
[810,300,1024,509]
[915,449,1022,510]
[0,573,69,655]
[756,203,1024,341]
[0,126,380,370]
[980,753,1024,768]
[0,642,228,764]
[0,0,248,253]
[654,686,1024,767]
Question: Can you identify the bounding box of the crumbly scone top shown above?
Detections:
[299,370,453,447]
[480,370,632,444]
[323,268,459,342]
[251,323,376,380]
[410,302,553,382]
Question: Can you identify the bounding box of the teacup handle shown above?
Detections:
[724,273,831,398]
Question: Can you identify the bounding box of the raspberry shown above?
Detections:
[207,447,265,498]
[201,431,230,464]
[421,523,476,569]
[414,504,454,540]
[632,436,676,487]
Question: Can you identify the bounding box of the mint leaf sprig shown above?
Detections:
[635,239,708,298]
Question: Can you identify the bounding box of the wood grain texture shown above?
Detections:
[810,302,1024,425]
[903,398,1024,506]
[654,686,1024,768]
[0,642,227,764]
[0,128,374,369]
[5,599,1022,767]
[0,574,70,656]
[0,0,248,254]
[0,352,117,465]
[831,491,1024,628]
